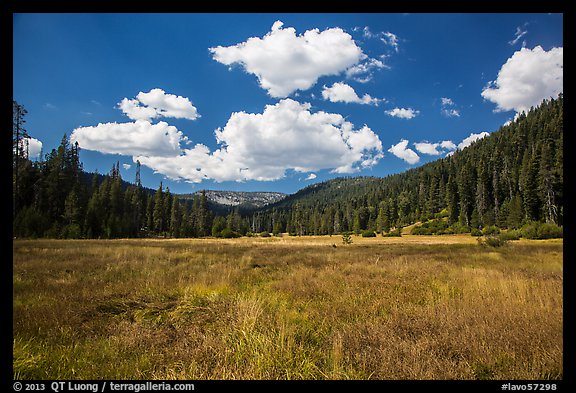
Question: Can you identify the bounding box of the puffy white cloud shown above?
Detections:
[122,163,131,170]
[137,99,384,183]
[481,46,562,114]
[321,82,382,105]
[391,132,486,163]
[457,132,489,150]
[414,140,457,156]
[385,107,419,119]
[210,20,364,98]
[388,139,420,165]
[440,140,457,150]
[72,89,198,157]
[412,133,488,159]
[70,120,187,157]
[118,88,200,121]
[305,173,317,180]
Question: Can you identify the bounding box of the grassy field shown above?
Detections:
[13,234,563,380]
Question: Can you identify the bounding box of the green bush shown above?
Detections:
[470,228,483,237]
[449,223,471,234]
[260,231,271,237]
[499,230,520,241]
[482,225,500,236]
[220,228,241,238]
[341,232,353,244]
[536,223,563,239]
[412,219,450,235]
[477,235,508,248]
[520,221,563,239]
[382,228,402,237]
[361,230,376,237]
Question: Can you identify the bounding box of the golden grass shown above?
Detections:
[13,235,563,380]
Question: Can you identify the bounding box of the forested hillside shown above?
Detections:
[249,95,563,236]
[12,95,562,238]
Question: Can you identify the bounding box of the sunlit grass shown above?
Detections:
[13,235,563,379]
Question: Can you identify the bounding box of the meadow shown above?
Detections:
[13,235,563,380]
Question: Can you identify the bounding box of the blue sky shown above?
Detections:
[13,13,563,195]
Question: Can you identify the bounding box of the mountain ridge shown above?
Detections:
[178,190,286,211]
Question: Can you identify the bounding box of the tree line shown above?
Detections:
[12,101,217,238]
[246,94,563,236]
[12,95,563,238]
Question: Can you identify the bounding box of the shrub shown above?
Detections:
[477,235,508,248]
[260,231,271,238]
[382,228,402,237]
[435,209,450,219]
[499,230,520,241]
[341,232,353,245]
[220,228,240,238]
[412,219,450,235]
[482,225,501,236]
[361,230,376,237]
[520,221,563,239]
[536,223,563,239]
[470,228,483,237]
[450,223,471,234]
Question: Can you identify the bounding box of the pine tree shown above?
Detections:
[520,148,541,221]
[170,198,182,237]
[507,194,524,229]
[153,182,165,234]
[62,189,82,238]
[538,141,560,224]
[13,101,30,218]
[457,162,475,226]
[446,173,459,224]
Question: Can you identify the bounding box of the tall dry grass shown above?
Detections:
[13,235,562,379]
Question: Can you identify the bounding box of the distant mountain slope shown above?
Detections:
[177,190,286,213]
[267,176,386,210]
[252,95,563,235]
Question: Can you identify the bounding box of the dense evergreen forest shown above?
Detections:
[252,95,563,237]
[12,95,563,239]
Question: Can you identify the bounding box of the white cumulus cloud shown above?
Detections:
[321,82,382,105]
[137,99,384,183]
[457,132,490,150]
[210,21,364,98]
[388,139,420,165]
[305,173,317,181]
[400,133,488,162]
[385,107,419,119]
[481,46,563,114]
[70,120,187,157]
[414,140,457,156]
[118,88,200,121]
